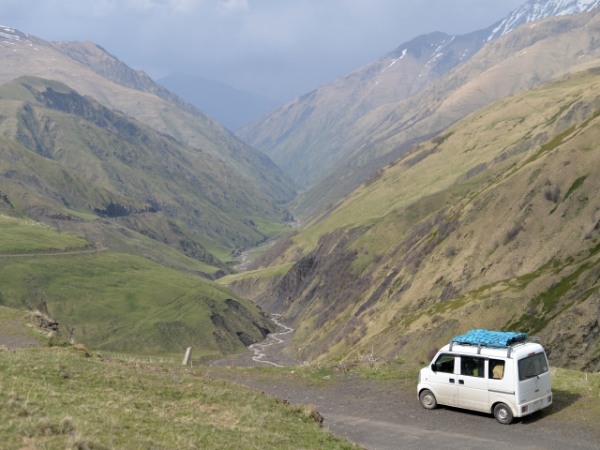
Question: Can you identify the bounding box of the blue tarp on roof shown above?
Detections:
[452,329,528,348]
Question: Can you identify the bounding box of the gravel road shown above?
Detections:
[210,318,600,450]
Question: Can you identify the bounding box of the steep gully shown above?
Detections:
[248,314,294,367]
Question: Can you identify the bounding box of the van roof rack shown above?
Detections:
[449,329,529,357]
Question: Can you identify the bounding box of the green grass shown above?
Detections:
[0,213,272,357]
[0,347,356,449]
[0,251,269,356]
[220,357,420,387]
[0,305,44,346]
[549,367,600,425]
[0,215,90,254]
[218,263,295,284]
[563,175,588,202]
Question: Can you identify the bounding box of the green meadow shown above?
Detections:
[0,347,356,449]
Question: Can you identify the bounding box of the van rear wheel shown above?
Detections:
[419,389,438,410]
[493,403,513,424]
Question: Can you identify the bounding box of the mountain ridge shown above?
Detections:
[488,0,600,40]
[0,29,291,355]
[0,26,296,262]
[238,4,600,218]
[0,76,296,268]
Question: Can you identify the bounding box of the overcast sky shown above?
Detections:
[1,0,526,101]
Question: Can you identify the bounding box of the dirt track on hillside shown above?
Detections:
[0,247,107,258]
[209,319,600,450]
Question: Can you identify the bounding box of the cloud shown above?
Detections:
[218,0,249,14]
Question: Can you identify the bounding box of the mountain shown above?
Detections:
[0,76,293,271]
[0,76,282,353]
[223,64,600,371]
[0,26,296,263]
[0,27,287,355]
[237,2,600,218]
[159,73,280,131]
[488,0,600,39]
[236,28,490,189]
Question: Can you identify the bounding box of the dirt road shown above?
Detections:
[210,319,600,450]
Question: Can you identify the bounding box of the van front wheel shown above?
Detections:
[493,403,513,424]
[419,389,438,410]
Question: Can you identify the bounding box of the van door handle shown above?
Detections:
[449,378,455,383]
[459,380,465,385]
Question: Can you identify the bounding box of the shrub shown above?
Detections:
[444,246,458,258]
[544,185,561,203]
[504,224,524,245]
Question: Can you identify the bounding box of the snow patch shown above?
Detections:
[382,48,407,75]
[0,31,20,42]
[488,0,600,41]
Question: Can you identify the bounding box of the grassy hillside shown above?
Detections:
[0,215,273,357]
[0,30,296,264]
[224,67,600,370]
[0,31,296,206]
[0,76,283,358]
[0,214,90,254]
[0,346,355,449]
[0,77,294,269]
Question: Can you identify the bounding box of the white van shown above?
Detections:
[417,329,553,424]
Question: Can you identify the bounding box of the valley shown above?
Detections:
[223,62,600,372]
[2,0,598,371]
[1,1,600,447]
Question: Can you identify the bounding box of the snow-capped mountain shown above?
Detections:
[488,0,600,40]
[0,25,33,46]
[239,0,600,216]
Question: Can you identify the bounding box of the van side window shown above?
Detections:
[433,354,455,373]
[461,356,484,377]
[489,359,505,379]
[518,353,549,381]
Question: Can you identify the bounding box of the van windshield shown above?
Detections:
[518,353,549,381]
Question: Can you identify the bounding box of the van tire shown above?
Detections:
[419,389,438,410]
[493,403,513,424]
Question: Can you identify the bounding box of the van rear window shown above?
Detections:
[518,353,549,381]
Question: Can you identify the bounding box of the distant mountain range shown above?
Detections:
[237,0,600,218]
[159,73,280,131]
[0,26,296,267]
